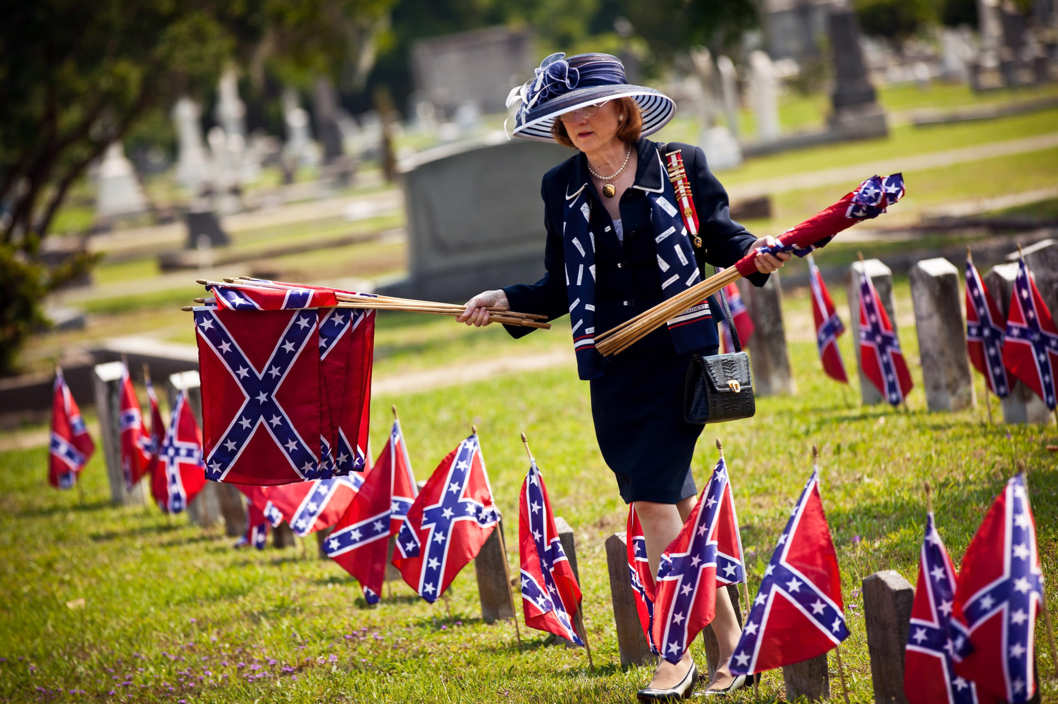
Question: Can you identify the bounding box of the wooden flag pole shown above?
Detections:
[521,432,594,668]
[495,519,523,648]
[1021,465,1058,677]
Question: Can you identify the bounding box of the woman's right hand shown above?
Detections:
[457,289,510,327]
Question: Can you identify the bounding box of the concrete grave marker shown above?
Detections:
[863,570,914,704]
[92,361,148,506]
[474,519,515,623]
[605,532,654,667]
[783,654,830,701]
[740,275,795,396]
[748,50,780,141]
[909,258,974,412]
[849,259,898,406]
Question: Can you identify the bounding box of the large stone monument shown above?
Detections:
[381,139,570,303]
[909,258,974,412]
[827,6,888,138]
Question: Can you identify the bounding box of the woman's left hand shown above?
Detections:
[752,236,792,274]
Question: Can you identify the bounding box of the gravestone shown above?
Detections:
[381,139,570,303]
[554,516,579,580]
[183,209,229,250]
[849,259,898,406]
[748,50,780,141]
[827,7,888,138]
[985,263,1052,424]
[92,361,149,506]
[474,520,515,623]
[283,88,318,172]
[783,654,830,701]
[1012,239,1058,311]
[313,77,346,164]
[701,127,743,172]
[411,26,533,118]
[96,143,148,220]
[862,570,913,704]
[939,28,974,83]
[167,370,247,536]
[689,48,722,129]
[172,97,210,197]
[972,0,1005,90]
[716,55,741,138]
[273,522,296,548]
[740,275,795,396]
[604,532,654,667]
[909,258,974,412]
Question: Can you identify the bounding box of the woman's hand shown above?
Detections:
[457,289,510,327]
[752,236,792,274]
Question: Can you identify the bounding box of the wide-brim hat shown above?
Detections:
[506,52,676,142]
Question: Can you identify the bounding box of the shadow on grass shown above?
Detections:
[158,532,217,549]
[414,612,483,630]
[90,521,182,542]
[16,498,111,519]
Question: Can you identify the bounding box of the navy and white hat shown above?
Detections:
[506,52,676,142]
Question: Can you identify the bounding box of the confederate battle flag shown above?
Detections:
[519,457,583,645]
[118,363,151,488]
[626,506,657,653]
[1001,258,1058,410]
[143,377,166,478]
[393,433,500,603]
[719,282,754,354]
[965,255,1010,398]
[49,368,95,489]
[264,475,363,537]
[808,255,848,384]
[951,474,1043,703]
[729,469,849,676]
[150,391,207,514]
[857,266,913,405]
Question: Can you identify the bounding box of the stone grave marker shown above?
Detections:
[554,516,586,644]
[604,532,654,667]
[474,520,515,623]
[167,370,247,536]
[909,258,974,412]
[748,50,780,141]
[985,263,1052,424]
[716,55,740,138]
[827,6,888,138]
[849,259,898,406]
[783,654,830,701]
[183,209,229,250]
[740,275,795,396]
[172,97,210,197]
[313,77,346,164]
[96,143,148,220]
[92,361,148,506]
[1012,238,1058,311]
[863,570,913,704]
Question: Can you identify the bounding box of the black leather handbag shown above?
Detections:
[682,286,756,424]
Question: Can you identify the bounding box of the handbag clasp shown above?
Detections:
[727,379,741,393]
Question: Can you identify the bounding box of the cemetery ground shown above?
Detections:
[3,82,1058,702]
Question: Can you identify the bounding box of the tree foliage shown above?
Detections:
[854,0,938,44]
[0,0,392,374]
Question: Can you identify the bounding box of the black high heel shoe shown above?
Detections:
[701,672,748,697]
[637,661,698,702]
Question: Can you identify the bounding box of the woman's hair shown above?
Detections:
[551,97,643,148]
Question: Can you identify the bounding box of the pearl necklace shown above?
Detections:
[586,145,632,198]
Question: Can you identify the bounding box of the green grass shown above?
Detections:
[3,279,1056,703]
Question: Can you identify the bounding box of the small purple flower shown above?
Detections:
[189,618,196,623]
[328,654,338,664]
[267,658,277,666]
[851,535,862,545]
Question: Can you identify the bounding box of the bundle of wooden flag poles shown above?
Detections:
[184,276,550,330]
[595,173,906,356]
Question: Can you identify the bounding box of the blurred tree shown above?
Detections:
[940,0,978,27]
[624,0,758,70]
[0,0,392,374]
[853,0,938,45]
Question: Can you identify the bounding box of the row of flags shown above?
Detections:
[966,254,1058,411]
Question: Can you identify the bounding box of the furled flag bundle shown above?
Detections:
[965,253,1010,399]
[192,278,375,485]
[48,368,95,489]
[518,454,583,646]
[719,282,754,354]
[118,363,152,489]
[1002,258,1058,411]
[393,433,500,603]
[904,511,986,704]
[951,473,1044,703]
[729,468,849,677]
[327,417,419,604]
[150,391,207,514]
[652,455,746,663]
[857,265,913,406]
[807,255,848,384]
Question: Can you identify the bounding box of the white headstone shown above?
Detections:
[96,143,147,219]
[172,98,210,196]
[748,50,781,141]
[283,89,318,169]
[716,55,741,137]
[700,126,742,171]
[939,29,973,82]
[216,68,246,140]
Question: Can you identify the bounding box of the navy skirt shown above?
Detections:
[589,338,714,504]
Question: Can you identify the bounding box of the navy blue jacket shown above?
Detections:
[503,137,766,361]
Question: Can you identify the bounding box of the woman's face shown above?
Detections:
[558,100,623,153]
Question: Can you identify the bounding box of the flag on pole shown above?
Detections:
[965,256,1010,398]
[326,419,417,603]
[118,364,151,488]
[317,307,375,474]
[951,473,1043,703]
[519,458,583,645]
[808,255,849,384]
[49,368,95,489]
[857,267,913,405]
[729,469,849,676]
[150,391,207,514]
[393,433,500,603]
[235,500,270,549]
[904,512,987,704]
[208,282,339,310]
[264,475,363,537]
[626,506,657,653]
[143,377,166,478]
[1001,259,1058,410]
[719,282,754,354]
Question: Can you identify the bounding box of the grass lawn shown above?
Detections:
[3,277,1056,703]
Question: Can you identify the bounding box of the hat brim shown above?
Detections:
[510,85,675,143]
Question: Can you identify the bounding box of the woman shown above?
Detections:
[458,52,789,700]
